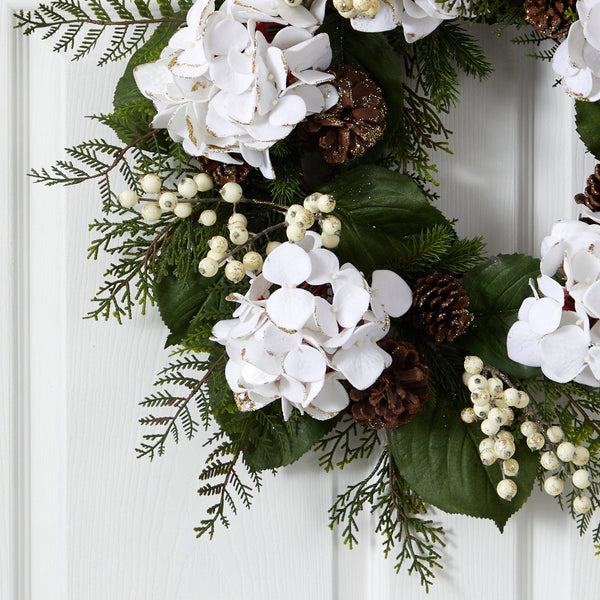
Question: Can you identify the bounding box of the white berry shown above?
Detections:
[198,257,218,277]
[194,172,214,192]
[460,407,477,423]
[224,260,245,283]
[572,469,591,489]
[462,371,472,386]
[229,226,249,245]
[228,213,248,228]
[479,438,495,453]
[573,446,590,466]
[494,438,516,460]
[547,426,564,444]
[220,182,243,203]
[487,377,503,395]
[497,479,518,501]
[294,207,315,229]
[500,407,514,426]
[515,391,530,409]
[556,442,576,462]
[471,388,490,406]
[503,388,520,407]
[140,173,162,194]
[303,193,321,213]
[158,191,178,212]
[207,249,227,264]
[488,407,506,425]
[209,236,229,253]
[574,495,592,514]
[118,189,139,208]
[540,451,560,470]
[177,177,198,198]
[493,394,509,408]
[266,241,281,255]
[527,432,545,451]
[464,355,484,374]
[467,374,487,392]
[544,475,564,496]
[286,224,306,242]
[474,404,491,419]
[502,459,519,477]
[321,215,342,236]
[481,418,500,436]
[480,448,497,466]
[174,202,193,218]
[317,194,336,213]
[497,430,514,443]
[520,421,538,437]
[242,251,263,273]
[140,202,162,221]
[321,233,340,249]
[199,209,217,226]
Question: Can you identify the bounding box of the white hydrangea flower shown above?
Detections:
[133,0,338,179]
[507,219,600,386]
[224,0,327,31]
[552,0,600,101]
[350,0,464,42]
[211,233,413,420]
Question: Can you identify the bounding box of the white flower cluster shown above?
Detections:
[134,0,337,179]
[337,0,464,42]
[507,220,600,386]
[211,232,413,420]
[552,0,600,101]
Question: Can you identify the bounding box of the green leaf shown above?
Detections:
[389,386,538,531]
[154,269,236,347]
[319,166,451,276]
[459,254,542,379]
[576,100,600,161]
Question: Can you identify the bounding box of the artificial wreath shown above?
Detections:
[15,0,600,589]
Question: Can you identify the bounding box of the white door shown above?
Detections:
[2,2,599,598]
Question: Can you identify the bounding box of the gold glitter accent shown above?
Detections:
[191,80,208,92]
[235,393,256,412]
[186,116,198,146]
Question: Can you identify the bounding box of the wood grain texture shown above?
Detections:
[3,12,600,600]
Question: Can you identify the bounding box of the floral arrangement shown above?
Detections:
[15,0,600,589]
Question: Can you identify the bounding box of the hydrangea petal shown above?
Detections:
[307,247,339,285]
[305,377,349,420]
[370,270,413,318]
[540,325,589,383]
[283,344,326,383]
[582,280,600,318]
[506,321,543,367]
[332,284,370,328]
[528,297,563,335]
[266,287,314,331]
[263,242,312,286]
[332,342,389,390]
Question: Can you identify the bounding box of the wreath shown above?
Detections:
[15,0,600,588]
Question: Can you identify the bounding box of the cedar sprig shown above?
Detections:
[14,0,186,65]
[329,446,446,591]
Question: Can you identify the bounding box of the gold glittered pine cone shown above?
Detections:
[348,339,430,430]
[575,164,600,212]
[297,63,387,164]
[524,0,576,38]
[197,155,253,186]
[412,273,474,343]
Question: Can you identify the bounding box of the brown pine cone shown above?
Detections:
[347,339,429,430]
[297,64,386,164]
[575,164,600,212]
[524,0,576,38]
[412,273,474,343]
[197,155,253,186]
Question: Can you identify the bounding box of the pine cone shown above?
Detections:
[347,339,429,430]
[298,64,386,164]
[524,0,576,38]
[197,155,253,186]
[575,164,600,212]
[412,273,474,343]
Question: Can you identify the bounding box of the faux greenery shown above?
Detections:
[17,0,600,590]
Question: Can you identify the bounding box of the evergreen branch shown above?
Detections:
[136,351,227,460]
[14,0,182,65]
[329,446,445,590]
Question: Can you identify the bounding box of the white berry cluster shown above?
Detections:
[333,0,381,19]
[198,187,343,284]
[460,355,530,502]
[117,171,215,221]
[529,423,593,514]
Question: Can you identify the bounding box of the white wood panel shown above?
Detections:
[3,9,600,600]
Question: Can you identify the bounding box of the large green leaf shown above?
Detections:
[459,254,541,379]
[389,387,538,531]
[319,166,450,275]
[575,100,600,160]
[154,270,237,347]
